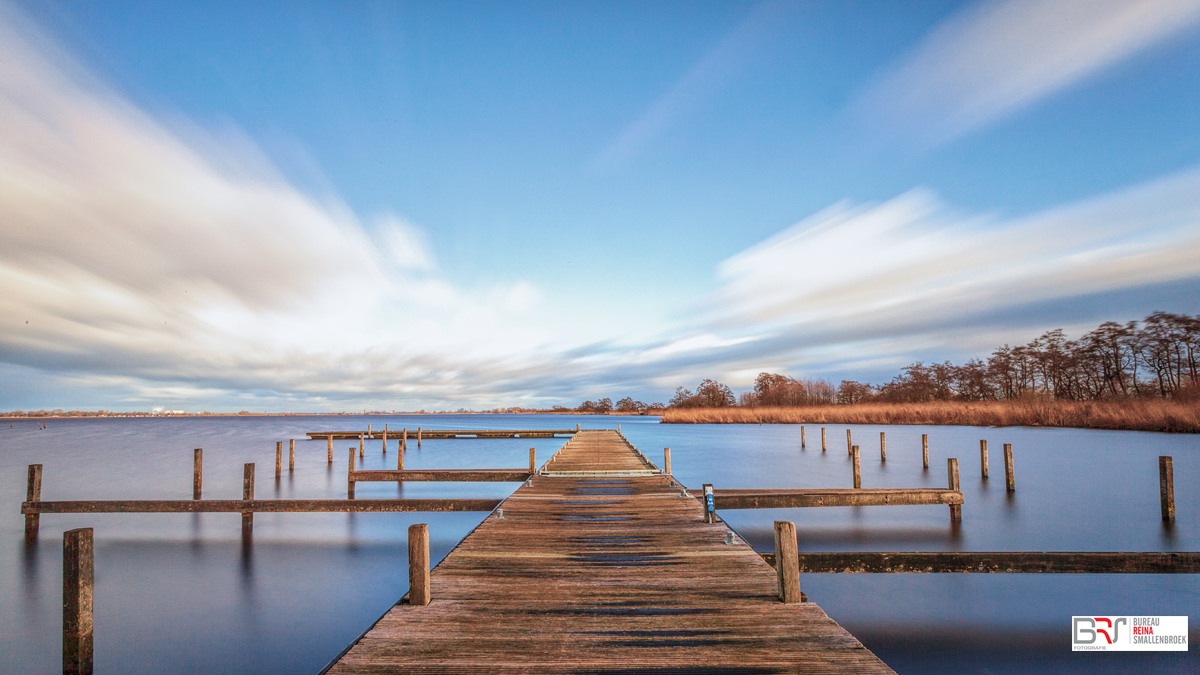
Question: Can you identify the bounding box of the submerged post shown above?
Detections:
[980,440,989,479]
[1160,456,1175,524]
[242,464,254,534]
[193,449,202,500]
[773,520,801,604]
[382,430,387,454]
[418,427,422,447]
[852,446,861,489]
[409,523,430,606]
[359,435,364,459]
[25,463,42,540]
[63,527,93,675]
[846,429,852,455]
[664,448,672,475]
[348,448,356,500]
[288,439,295,471]
[529,448,536,475]
[1004,443,1015,492]
[327,435,333,463]
[275,441,282,479]
[880,432,886,461]
[821,427,826,452]
[948,458,961,523]
[801,426,805,447]
[402,428,408,451]
[922,434,929,469]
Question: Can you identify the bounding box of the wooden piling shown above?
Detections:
[1160,456,1175,524]
[409,523,430,606]
[703,484,715,524]
[63,527,93,675]
[801,426,805,447]
[852,446,861,489]
[25,464,42,540]
[880,432,886,461]
[529,448,536,475]
[773,520,801,604]
[382,430,387,454]
[664,448,672,475]
[846,429,852,455]
[947,458,961,523]
[289,439,295,472]
[327,435,333,463]
[418,427,422,447]
[402,428,408,451]
[1003,443,1015,492]
[348,449,356,500]
[275,441,282,478]
[980,440,989,479]
[821,427,826,452]
[193,449,202,500]
[359,435,364,459]
[922,434,929,469]
[241,464,254,533]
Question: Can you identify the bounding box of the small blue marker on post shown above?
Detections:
[703,483,716,524]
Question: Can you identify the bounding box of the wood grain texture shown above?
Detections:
[325,429,894,674]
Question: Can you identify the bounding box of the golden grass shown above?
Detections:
[659,399,1200,433]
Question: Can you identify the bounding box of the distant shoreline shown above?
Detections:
[0,410,660,420]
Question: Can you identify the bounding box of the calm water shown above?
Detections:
[1,414,1196,674]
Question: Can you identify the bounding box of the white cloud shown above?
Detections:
[858,0,1200,144]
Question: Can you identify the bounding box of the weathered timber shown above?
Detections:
[25,463,41,540]
[921,434,928,469]
[408,523,430,606]
[325,429,893,674]
[23,499,502,514]
[663,447,672,475]
[529,448,537,475]
[327,435,333,463]
[774,520,801,603]
[347,448,356,499]
[1004,443,1015,492]
[801,425,805,447]
[948,458,961,523]
[63,528,93,675]
[242,464,254,533]
[821,426,827,451]
[852,445,861,489]
[193,449,202,500]
[289,439,296,471]
[275,441,282,478]
[1160,456,1175,523]
[351,469,532,482]
[846,428,852,455]
[758,551,1200,574]
[980,440,989,479]
[685,488,963,509]
[880,432,885,461]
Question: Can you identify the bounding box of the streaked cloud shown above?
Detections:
[857,0,1200,145]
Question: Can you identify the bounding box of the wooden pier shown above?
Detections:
[308,427,579,441]
[325,429,895,674]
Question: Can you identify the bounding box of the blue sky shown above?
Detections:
[2,0,1200,411]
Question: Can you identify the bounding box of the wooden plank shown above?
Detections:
[63,528,94,675]
[352,470,532,482]
[759,551,1200,574]
[23,499,502,514]
[685,488,964,509]
[326,429,895,675]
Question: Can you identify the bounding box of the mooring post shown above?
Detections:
[1160,456,1175,524]
[348,448,356,500]
[402,428,408,451]
[193,449,202,500]
[529,448,536,475]
[408,523,431,605]
[576,423,580,431]
[980,440,989,479]
[289,439,295,472]
[25,463,42,540]
[821,427,826,452]
[1003,443,1015,492]
[852,446,861,488]
[880,432,886,461]
[922,434,929,469]
[275,441,282,479]
[846,429,852,455]
[359,434,364,459]
[367,423,371,436]
[773,520,801,604]
[664,448,672,475]
[241,463,254,534]
[63,527,93,675]
[801,426,805,447]
[418,427,422,447]
[327,435,333,463]
[382,430,387,454]
[703,484,716,524]
[948,458,961,523]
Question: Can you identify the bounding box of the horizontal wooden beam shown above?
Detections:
[687,488,963,509]
[22,498,502,514]
[307,430,576,440]
[758,551,1200,573]
[352,469,532,482]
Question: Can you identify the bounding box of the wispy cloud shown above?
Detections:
[856,0,1200,145]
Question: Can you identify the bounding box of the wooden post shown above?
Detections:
[801,426,805,447]
[193,449,202,500]
[348,448,356,499]
[773,520,801,604]
[359,434,364,459]
[576,423,580,431]
[409,523,430,606]
[852,446,861,489]
[703,484,715,524]
[63,528,93,675]
[1004,443,1015,492]
[1160,456,1175,524]
[529,448,536,475]
[922,434,929,469]
[947,458,961,523]
[980,440,989,478]
[846,429,852,455]
[664,448,672,475]
[382,430,387,454]
[821,427,826,452]
[241,464,254,533]
[275,441,282,478]
[288,439,295,472]
[418,427,422,447]
[368,423,371,436]
[25,463,42,540]
[880,432,886,461]
[327,435,333,463]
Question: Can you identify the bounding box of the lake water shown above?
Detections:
[1,414,1196,674]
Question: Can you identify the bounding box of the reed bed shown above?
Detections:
[659,399,1200,433]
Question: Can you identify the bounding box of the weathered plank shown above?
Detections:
[351,470,531,482]
[23,499,501,514]
[686,488,963,509]
[325,429,895,675]
[758,551,1200,573]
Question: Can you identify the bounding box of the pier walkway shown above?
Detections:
[325,429,894,674]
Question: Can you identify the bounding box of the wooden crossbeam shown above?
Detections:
[22,498,501,514]
[758,551,1200,573]
[308,429,577,440]
[352,469,532,482]
[687,488,963,509]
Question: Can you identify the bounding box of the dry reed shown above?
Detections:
[659,399,1200,433]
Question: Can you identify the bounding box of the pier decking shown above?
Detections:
[325,429,894,674]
